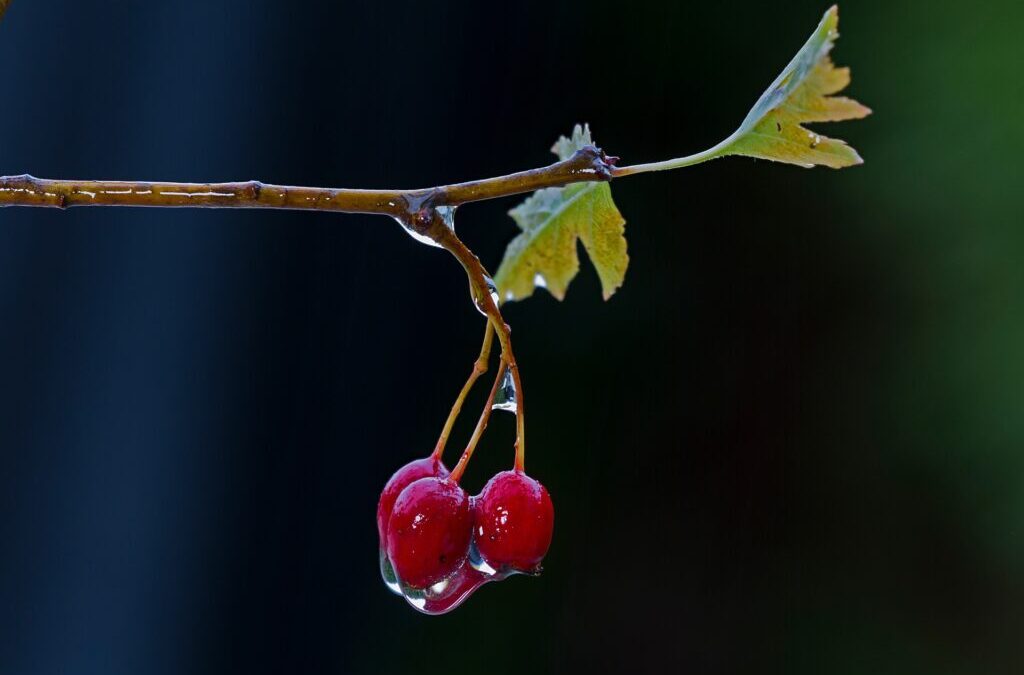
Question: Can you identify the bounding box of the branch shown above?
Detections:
[0,147,615,217]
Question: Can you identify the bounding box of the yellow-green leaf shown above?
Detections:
[495,125,627,303]
[726,5,871,168]
[616,5,870,176]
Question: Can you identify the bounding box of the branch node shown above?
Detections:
[568,146,616,181]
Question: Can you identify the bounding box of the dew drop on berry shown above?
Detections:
[394,561,498,615]
[491,368,518,413]
[379,548,402,595]
[387,501,542,613]
[468,539,501,576]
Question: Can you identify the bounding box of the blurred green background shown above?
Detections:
[0,1,1021,673]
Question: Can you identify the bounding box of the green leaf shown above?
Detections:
[725,5,871,168]
[617,5,870,175]
[495,125,628,303]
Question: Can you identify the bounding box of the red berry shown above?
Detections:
[386,476,472,588]
[377,456,448,544]
[474,470,554,574]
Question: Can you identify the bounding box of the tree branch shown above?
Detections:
[0,147,615,217]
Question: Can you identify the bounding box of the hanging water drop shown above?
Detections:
[492,368,518,413]
[390,561,498,615]
[435,205,456,231]
[379,548,402,595]
[393,205,456,249]
[486,278,499,307]
[468,539,499,576]
[394,215,443,249]
[472,276,499,316]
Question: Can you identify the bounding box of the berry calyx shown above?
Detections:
[376,456,449,544]
[386,476,472,589]
[473,469,554,574]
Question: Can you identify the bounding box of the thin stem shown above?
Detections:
[449,361,507,484]
[611,133,736,177]
[429,221,526,471]
[431,321,494,462]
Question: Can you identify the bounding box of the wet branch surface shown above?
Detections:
[0,147,617,218]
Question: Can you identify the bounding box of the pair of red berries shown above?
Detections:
[376,455,554,614]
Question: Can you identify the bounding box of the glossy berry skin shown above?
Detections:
[474,470,554,574]
[387,476,472,588]
[377,457,448,544]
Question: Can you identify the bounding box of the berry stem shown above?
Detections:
[428,221,526,472]
[431,321,494,462]
[449,360,507,484]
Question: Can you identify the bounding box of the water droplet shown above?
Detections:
[379,549,402,596]
[468,539,500,576]
[532,273,548,289]
[394,216,443,248]
[393,205,456,249]
[392,561,496,615]
[504,290,515,303]
[472,276,499,316]
[436,205,456,230]
[492,369,518,413]
[384,525,526,614]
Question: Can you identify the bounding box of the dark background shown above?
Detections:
[1,1,1021,673]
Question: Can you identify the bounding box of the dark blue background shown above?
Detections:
[2,1,1022,674]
